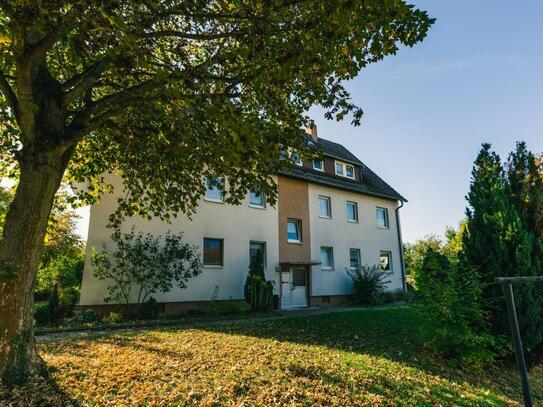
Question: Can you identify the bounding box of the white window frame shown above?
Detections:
[346,201,358,223]
[290,150,303,166]
[334,160,356,179]
[287,219,302,243]
[380,250,393,273]
[318,196,332,219]
[204,177,224,202]
[376,207,389,229]
[320,246,334,270]
[312,159,324,172]
[249,241,267,267]
[349,248,361,270]
[249,188,266,209]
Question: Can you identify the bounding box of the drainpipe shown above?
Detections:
[395,200,407,291]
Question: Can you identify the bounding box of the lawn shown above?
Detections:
[2,308,542,406]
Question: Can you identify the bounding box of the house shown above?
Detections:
[79,125,407,313]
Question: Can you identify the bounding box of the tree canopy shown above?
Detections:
[0,1,434,222]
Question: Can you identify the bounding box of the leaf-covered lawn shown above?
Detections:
[2,308,542,406]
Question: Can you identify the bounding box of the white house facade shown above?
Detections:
[79,126,407,313]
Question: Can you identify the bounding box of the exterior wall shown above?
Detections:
[308,183,403,297]
[277,176,312,263]
[79,173,280,306]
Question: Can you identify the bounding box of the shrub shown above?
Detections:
[137,297,160,320]
[80,309,100,324]
[103,312,124,324]
[34,302,51,325]
[244,252,273,311]
[92,228,202,304]
[347,264,391,305]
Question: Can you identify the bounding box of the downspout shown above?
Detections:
[395,200,407,291]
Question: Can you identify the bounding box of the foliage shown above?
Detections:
[138,297,160,320]
[80,309,100,324]
[244,252,273,311]
[92,228,202,304]
[415,247,499,370]
[3,309,542,406]
[33,303,52,326]
[102,312,124,324]
[462,142,543,363]
[347,264,391,305]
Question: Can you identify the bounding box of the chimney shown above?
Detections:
[306,120,318,142]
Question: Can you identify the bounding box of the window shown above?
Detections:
[335,161,355,179]
[380,251,392,272]
[376,207,389,228]
[349,249,361,269]
[291,151,303,166]
[249,241,266,267]
[313,159,324,171]
[287,219,302,242]
[319,196,332,218]
[204,178,223,202]
[203,238,223,266]
[346,201,358,222]
[249,188,265,208]
[320,247,334,270]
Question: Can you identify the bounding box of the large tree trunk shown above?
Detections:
[0,148,69,385]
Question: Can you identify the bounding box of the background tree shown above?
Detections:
[0,1,433,384]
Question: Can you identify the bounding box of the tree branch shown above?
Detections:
[138,30,244,40]
[0,70,20,123]
[63,57,111,107]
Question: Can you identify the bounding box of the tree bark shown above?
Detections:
[0,147,69,385]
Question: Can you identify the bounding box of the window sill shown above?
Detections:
[287,240,302,245]
[203,264,224,269]
[321,267,334,271]
[319,215,332,220]
[204,198,224,204]
[249,204,266,210]
[347,219,359,223]
[377,226,390,230]
[313,167,324,172]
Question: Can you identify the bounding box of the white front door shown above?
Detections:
[281,267,308,308]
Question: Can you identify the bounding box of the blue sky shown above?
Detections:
[76,1,543,242]
[310,0,543,243]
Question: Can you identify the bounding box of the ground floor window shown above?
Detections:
[203,238,224,266]
[320,246,334,270]
[249,241,267,266]
[380,250,392,272]
[349,248,361,269]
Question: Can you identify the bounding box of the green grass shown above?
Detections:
[2,308,541,406]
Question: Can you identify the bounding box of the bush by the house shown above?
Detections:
[92,228,202,304]
[347,264,390,305]
[102,312,124,324]
[138,297,160,320]
[244,252,274,311]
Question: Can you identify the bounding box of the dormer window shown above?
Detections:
[312,159,324,171]
[335,161,355,179]
[289,150,303,166]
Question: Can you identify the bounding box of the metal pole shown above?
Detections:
[503,282,533,407]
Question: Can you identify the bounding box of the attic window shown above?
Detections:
[335,161,355,179]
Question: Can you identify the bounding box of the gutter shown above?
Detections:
[395,200,407,291]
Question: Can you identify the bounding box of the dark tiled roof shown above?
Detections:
[280,136,406,202]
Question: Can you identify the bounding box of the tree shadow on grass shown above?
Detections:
[0,372,78,406]
[193,308,533,405]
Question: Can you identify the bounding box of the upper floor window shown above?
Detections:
[291,151,303,166]
[376,207,389,229]
[380,250,392,272]
[249,188,265,208]
[346,201,358,222]
[335,161,355,179]
[287,219,302,243]
[204,178,223,202]
[203,238,224,266]
[319,196,332,218]
[320,246,334,270]
[250,241,267,267]
[313,159,324,171]
[349,248,361,269]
